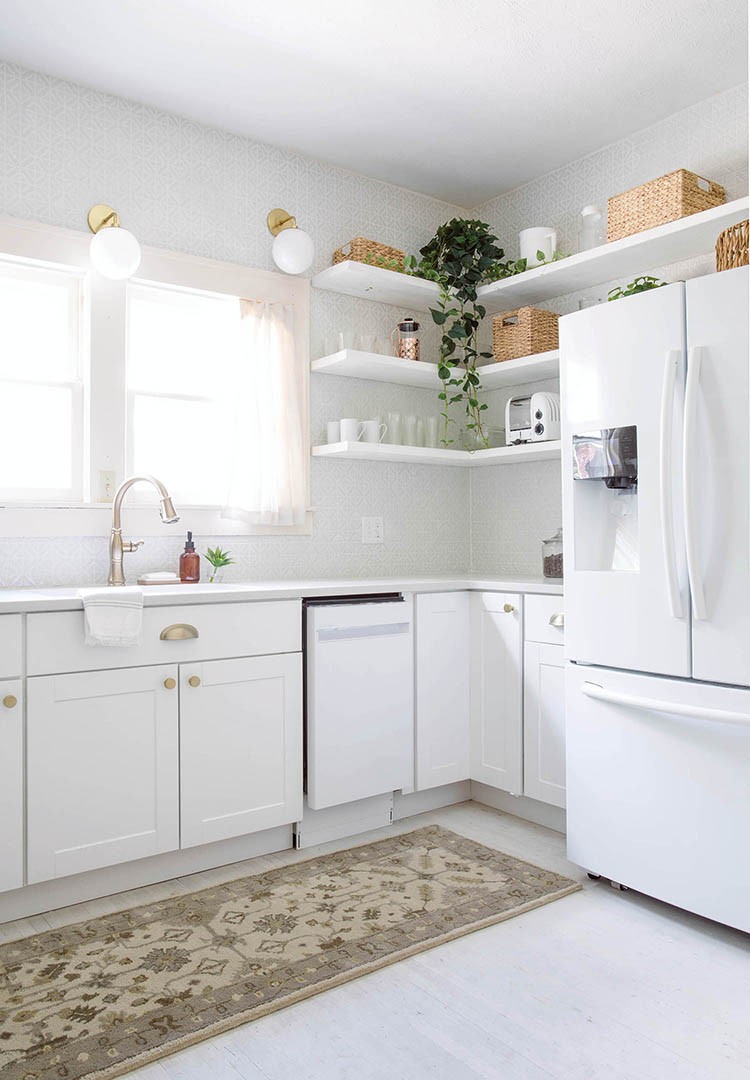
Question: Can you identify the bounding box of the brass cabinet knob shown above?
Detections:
[188,675,201,688]
[163,677,176,690]
[503,603,516,613]
[2,694,17,709]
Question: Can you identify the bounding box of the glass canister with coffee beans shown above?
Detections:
[542,527,563,579]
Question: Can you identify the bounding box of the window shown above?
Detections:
[0,219,310,534]
[127,283,239,506]
[0,260,83,502]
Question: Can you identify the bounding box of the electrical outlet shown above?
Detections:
[98,469,116,502]
[361,516,384,544]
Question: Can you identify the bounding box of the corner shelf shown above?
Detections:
[311,260,440,310]
[311,348,560,389]
[311,198,748,314]
[312,440,562,467]
[477,197,749,313]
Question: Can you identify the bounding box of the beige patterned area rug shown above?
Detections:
[0,825,580,1080]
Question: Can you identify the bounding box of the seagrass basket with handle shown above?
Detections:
[492,307,559,362]
[332,237,405,271]
[607,169,725,242]
[716,219,749,271]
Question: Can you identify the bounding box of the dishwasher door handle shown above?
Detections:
[316,622,411,643]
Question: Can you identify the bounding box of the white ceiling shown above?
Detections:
[0,0,746,205]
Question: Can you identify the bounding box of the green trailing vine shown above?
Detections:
[404,218,505,447]
[608,275,667,301]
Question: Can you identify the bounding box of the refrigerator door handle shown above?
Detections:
[581,681,750,727]
[683,346,707,620]
[660,349,683,619]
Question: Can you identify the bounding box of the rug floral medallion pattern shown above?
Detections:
[0,826,580,1080]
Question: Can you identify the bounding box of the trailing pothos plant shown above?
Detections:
[404,218,505,447]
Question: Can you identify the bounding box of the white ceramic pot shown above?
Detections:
[519,227,557,267]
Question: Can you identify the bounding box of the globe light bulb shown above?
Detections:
[271,228,314,275]
[90,226,142,280]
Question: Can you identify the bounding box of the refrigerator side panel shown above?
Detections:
[566,662,750,932]
[560,284,691,677]
[685,266,750,687]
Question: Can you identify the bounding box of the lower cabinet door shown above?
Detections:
[180,653,303,848]
[415,592,470,790]
[470,593,523,793]
[0,679,23,892]
[27,666,179,883]
[523,642,566,808]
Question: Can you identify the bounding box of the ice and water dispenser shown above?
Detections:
[571,425,640,571]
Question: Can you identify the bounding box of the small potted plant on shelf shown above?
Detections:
[608,275,667,301]
[204,545,235,584]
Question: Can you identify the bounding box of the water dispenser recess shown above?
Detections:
[572,425,638,489]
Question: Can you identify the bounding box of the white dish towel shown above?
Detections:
[80,587,144,647]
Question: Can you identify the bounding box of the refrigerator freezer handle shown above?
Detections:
[581,682,750,727]
[659,349,684,619]
[683,346,707,620]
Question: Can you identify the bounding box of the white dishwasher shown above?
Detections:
[305,595,414,809]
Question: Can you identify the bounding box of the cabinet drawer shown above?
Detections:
[525,594,565,645]
[0,615,23,678]
[27,599,301,675]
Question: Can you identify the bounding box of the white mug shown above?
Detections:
[340,418,364,442]
[327,420,341,444]
[386,412,402,444]
[362,419,387,444]
[402,414,418,445]
[519,227,557,267]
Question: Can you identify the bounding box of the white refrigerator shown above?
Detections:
[560,266,750,932]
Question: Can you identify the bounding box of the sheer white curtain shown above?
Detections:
[222,299,307,527]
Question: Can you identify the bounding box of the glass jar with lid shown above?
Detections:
[542,528,563,579]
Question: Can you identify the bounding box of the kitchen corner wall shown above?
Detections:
[0,62,470,586]
[470,82,748,577]
[0,66,747,586]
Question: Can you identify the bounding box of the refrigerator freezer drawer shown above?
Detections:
[566,662,750,932]
[306,599,414,809]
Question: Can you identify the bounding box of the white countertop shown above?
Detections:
[0,576,563,613]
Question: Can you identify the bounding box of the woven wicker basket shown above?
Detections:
[492,308,559,362]
[332,237,405,271]
[607,169,725,242]
[716,219,749,271]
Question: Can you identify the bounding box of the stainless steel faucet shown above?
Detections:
[108,475,180,586]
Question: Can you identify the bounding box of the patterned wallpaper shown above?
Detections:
[0,65,746,585]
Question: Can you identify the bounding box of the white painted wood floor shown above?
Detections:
[2,802,748,1080]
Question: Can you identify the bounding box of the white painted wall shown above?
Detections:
[0,65,746,585]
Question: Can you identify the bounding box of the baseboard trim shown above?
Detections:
[471,782,566,834]
[394,781,471,820]
[0,825,293,924]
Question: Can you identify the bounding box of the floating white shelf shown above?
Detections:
[311,349,560,389]
[312,440,562,467]
[476,197,749,313]
[311,260,440,310]
[312,199,748,314]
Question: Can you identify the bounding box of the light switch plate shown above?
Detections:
[361,516,384,544]
[98,470,116,502]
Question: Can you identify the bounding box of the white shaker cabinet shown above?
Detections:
[523,642,566,807]
[27,665,180,883]
[0,680,23,892]
[180,653,303,848]
[415,592,470,790]
[470,592,523,793]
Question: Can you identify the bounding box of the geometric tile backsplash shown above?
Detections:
[0,64,746,585]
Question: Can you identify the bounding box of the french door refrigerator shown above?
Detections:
[560,266,749,932]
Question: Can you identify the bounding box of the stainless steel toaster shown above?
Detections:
[505,392,561,445]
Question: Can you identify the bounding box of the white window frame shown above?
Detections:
[0,217,310,538]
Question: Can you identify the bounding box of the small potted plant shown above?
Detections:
[204,545,234,584]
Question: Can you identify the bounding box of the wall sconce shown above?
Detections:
[87,204,142,280]
[267,208,314,275]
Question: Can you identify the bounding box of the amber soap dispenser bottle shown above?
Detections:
[179,531,200,583]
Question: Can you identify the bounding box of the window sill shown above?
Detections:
[0,506,313,538]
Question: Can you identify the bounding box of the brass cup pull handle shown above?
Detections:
[503,603,516,614]
[2,694,17,709]
[188,675,201,688]
[160,623,199,641]
[549,613,565,628]
[163,677,176,690]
